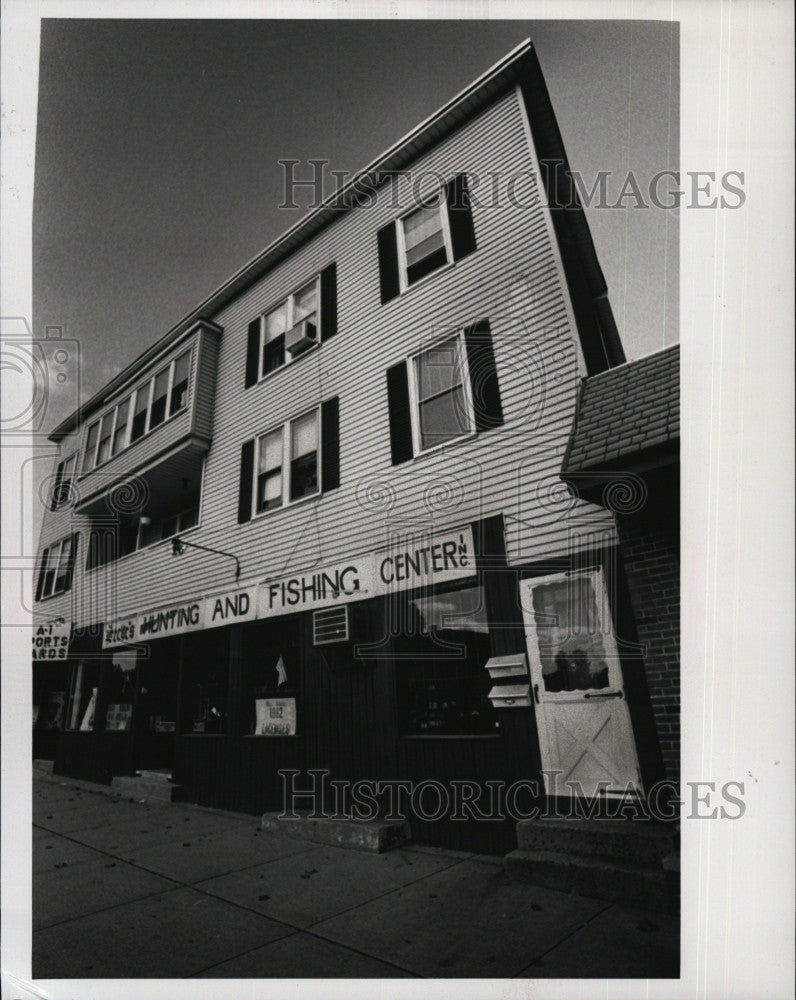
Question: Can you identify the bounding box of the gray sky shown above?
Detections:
[34,18,678,433]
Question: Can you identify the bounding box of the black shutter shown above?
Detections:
[238,439,255,523]
[446,173,477,262]
[245,318,261,388]
[35,547,48,602]
[464,319,503,432]
[320,263,338,342]
[50,462,63,511]
[377,222,400,304]
[64,533,79,592]
[386,361,414,465]
[321,396,340,492]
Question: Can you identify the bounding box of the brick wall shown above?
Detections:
[617,498,680,782]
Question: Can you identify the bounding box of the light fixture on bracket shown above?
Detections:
[171,536,241,581]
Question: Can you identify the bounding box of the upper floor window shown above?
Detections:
[386,319,504,465]
[80,347,192,474]
[254,408,319,515]
[409,333,474,453]
[377,174,477,304]
[36,534,78,601]
[244,263,338,389]
[237,397,340,524]
[398,195,453,290]
[51,453,77,510]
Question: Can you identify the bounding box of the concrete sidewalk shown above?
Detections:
[32,770,679,980]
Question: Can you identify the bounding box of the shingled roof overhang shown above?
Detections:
[50,38,616,441]
[561,343,680,504]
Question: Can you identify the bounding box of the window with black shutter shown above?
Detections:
[378,173,477,302]
[386,319,502,464]
[239,396,340,521]
[245,263,338,388]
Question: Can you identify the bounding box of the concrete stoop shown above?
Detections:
[261,811,411,853]
[504,818,679,913]
[112,770,183,804]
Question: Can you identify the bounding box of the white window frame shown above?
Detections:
[256,274,321,383]
[253,406,321,518]
[39,535,74,599]
[80,347,193,474]
[396,189,454,294]
[111,395,132,457]
[407,330,475,457]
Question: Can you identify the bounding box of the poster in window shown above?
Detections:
[105,703,133,731]
[255,697,296,736]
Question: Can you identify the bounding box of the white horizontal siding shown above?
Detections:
[37,89,615,629]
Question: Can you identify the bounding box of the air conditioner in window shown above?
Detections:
[285,317,318,356]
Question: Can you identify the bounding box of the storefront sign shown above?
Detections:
[101,526,476,647]
[102,586,257,648]
[255,697,297,736]
[257,526,476,618]
[32,619,71,660]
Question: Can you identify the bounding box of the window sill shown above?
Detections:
[410,429,478,465]
[36,589,72,603]
[394,257,459,303]
[252,489,321,523]
[255,341,321,388]
[242,733,301,739]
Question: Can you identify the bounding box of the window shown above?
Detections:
[386,320,503,465]
[411,333,473,453]
[395,584,496,736]
[256,428,283,512]
[81,422,99,474]
[148,366,170,430]
[254,409,318,514]
[130,384,150,443]
[241,618,300,736]
[65,660,100,731]
[398,194,452,289]
[169,350,190,416]
[259,277,318,380]
[181,630,228,734]
[377,174,477,304]
[51,453,77,510]
[80,348,193,471]
[112,397,131,455]
[239,397,339,524]
[96,412,114,466]
[290,410,319,500]
[245,263,337,389]
[87,505,199,569]
[36,535,78,600]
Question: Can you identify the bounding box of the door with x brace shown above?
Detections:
[520,568,642,798]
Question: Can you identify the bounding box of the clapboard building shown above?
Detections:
[32,40,678,856]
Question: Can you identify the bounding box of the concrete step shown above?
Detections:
[112,772,183,803]
[516,817,677,865]
[261,811,411,853]
[504,848,678,912]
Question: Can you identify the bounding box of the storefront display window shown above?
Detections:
[182,630,228,734]
[241,618,300,735]
[66,660,101,731]
[103,650,137,731]
[396,584,496,736]
[137,639,179,734]
[33,662,69,731]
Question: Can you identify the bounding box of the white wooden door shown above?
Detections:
[520,569,643,798]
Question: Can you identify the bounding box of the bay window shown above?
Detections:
[79,347,192,471]
[51,453,77,510]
